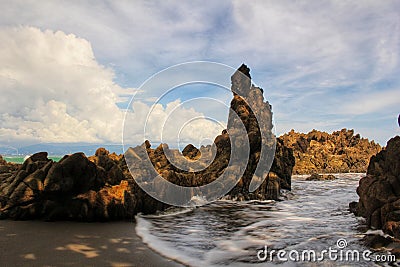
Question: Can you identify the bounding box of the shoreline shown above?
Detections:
[0,220,183,267]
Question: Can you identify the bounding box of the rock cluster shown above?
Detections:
[0,64,294,220]
[0,149,165,221]
[280,129,381,174]
[351,136,400,240]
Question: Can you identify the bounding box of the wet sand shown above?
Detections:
[0,220,182,267]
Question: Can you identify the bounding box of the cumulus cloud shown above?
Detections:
[0,27,125,144]
[0,27,223,147]
[124,100,225,147]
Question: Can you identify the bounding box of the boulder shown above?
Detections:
[182,144,201,160]
[305,173,336,181]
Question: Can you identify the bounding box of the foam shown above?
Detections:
[141,207,193,219]
[136,216,204,267]
[189,195,209,207]
[364,229,392,238]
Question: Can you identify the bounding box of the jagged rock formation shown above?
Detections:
[0,149,166,221]
[280,129,381,174]
[0,64,295,221]
[351,136,400,240]
[125,64,294,203]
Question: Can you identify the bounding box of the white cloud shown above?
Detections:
[0,27,125,144]
[226,1,400,87]
[123,99,225,147]
[0,27,222,147]
[338,89,400,116]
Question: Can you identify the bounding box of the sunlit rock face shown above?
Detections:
[280,128,381,174]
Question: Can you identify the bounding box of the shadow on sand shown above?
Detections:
[0,220,181,267]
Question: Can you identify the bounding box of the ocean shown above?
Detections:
[136,174,395,266]
[3,156,63,164]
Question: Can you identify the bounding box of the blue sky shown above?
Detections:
[0,0,399,148]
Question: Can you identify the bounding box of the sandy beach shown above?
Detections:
[0,220,182,267]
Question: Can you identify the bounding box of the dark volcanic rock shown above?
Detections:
[353,137,400,229]
[351,136,400,250]
[0,155,21,182]
[43,153,104,194]
[280,129,381,174]
[0,152,145,221]
[305,173,336,181]
[182,144,201,160]
[88,148,125,185]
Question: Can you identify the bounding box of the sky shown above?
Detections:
[0,0,399,151]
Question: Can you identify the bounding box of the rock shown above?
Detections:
[280,129,381,174]
[305,173,336,181]
[182,144,201,160]
[43,153,104,194]
[88,149,124,185]
[0,155,21,177]
[349,201,358,214]
[271,139,295,189]
[95,147,109,156]
[362,234,396,249]
[29,152,49,162]
[0,155,6,166]
[0,151,141,221]
[352,136,400,251]
[125,64,294,202]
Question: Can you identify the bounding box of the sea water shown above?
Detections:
[3,156,63,164]
[136,174,397,266]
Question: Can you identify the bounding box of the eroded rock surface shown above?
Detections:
[280,129,381,174]
[0,149,166,221]
[350,136,400,253]
[352,137,400,235]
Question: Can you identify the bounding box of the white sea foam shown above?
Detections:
[188,195,209,207]
[141,207,193,219]
[136,216,205,267]
[365,229,392,238]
